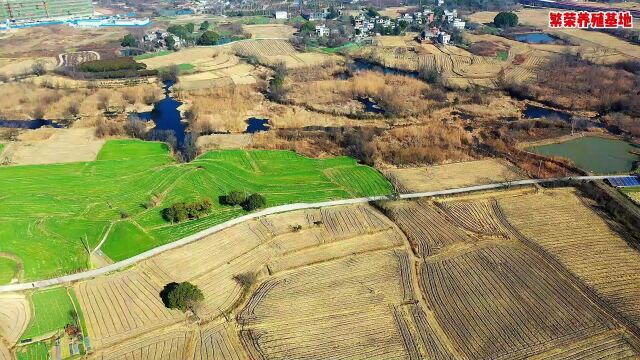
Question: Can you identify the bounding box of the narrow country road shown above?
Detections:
[0,174,631,292]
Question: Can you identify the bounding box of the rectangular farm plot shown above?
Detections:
[420,244,614,360]
[20,287,82,341]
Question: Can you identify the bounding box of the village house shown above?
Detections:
[303,11,328,21]
[438,31,451,45]
[274,11,288,19]
[315,24,329,37]
[452,18,465,29]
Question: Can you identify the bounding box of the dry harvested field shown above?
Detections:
[0,25,124,58]
[74,204,420,358]
[0,57,57,77]
[243,24,296,39]
[141,47,258,91]
[1,128,105,166]
[357,41,507,88]
[232,39,336,68]
[18,187,640,359]
[500,188,640,330]
[0,294,30,345]
[384,158,526,193]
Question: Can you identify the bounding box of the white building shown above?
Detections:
[438,31,451,45]
[274,11,288,19]
[452,18,465,29]
[443,9,457,22]
[315,24,329,37]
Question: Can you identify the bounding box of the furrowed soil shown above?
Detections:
[8,185,640,359]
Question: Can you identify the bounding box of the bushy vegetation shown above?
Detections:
[268,62,288,102]
[121,33,138,47]
[197,31,221,45]
[243,193,267,211]
[162,198,213,223]
[220,190,247,206]
[220,191,266,210]
[78,57,146,73]
[493,12,518,28]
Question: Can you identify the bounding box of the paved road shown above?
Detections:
[0,174,630,292]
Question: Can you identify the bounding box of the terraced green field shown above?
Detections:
[0,140,393,281]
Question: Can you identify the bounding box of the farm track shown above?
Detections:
[0,174,631,292]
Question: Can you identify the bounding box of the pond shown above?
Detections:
[136,80,187,148]
[359,97,385,114]
[513,33,561,44]
[528,136,640,174]
[245,118,270,133]
[0,119,64,129]
[523,105,572,121]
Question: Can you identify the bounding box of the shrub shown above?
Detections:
[222,190,247,206]
[243,193,266,211]
[79,58,146,73]
[162,198,213,222]
[121,33,137,47]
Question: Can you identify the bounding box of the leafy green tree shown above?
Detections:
[327,6,339,20]
[223,191,247,205]
[366,8,379,18]
[199,20,210,31]
[185,22,195,33]
[300,21,316,34]
[197,31,220,45]
[494,12,518,28]
[163,282,204,312]
[167,25,190,40]
[166,35,176,50]
[121,33,137,47]
[243,193,266,211]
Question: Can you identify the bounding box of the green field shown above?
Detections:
[21,287,82,340]
[16,342,49,360]
[134,50,173,60]
[0,140,393,280]
[0,257,17,284]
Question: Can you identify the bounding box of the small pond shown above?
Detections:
[528,136,640,174]
[136,80,187,148]
[245,118,270,133]
[0,119,64,129]
[513,33,561,44]
[523,105,572,121]
[359,97,385,114]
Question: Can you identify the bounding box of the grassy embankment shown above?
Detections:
[0,140,393,281]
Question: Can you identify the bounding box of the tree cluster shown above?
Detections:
[121,33,138,47]
[220,191,267,211]
[78,57,146,73]
[162,198,213,222]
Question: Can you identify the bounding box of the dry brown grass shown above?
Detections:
[287,71,438,117]
[183,85,263,133]
[0,82,162,120]
[384,158,525,193]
